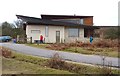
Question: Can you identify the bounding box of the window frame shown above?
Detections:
[45,25,49,37]
[68,28,79,37]
[80,19,84,24]
[31,30,40,33]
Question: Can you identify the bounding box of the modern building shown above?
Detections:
[16,14,98,43]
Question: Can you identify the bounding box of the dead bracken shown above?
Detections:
[46,39,119,50]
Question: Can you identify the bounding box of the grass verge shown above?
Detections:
[2,52,73,74]
[26,44,119,58]
[2,46,119,74]
[64,47,118,58]
[2,57,72,74]
[26,44,50,49]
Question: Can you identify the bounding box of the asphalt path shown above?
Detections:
[0,43,119,68]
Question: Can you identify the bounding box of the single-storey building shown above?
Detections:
[16,14,98,43]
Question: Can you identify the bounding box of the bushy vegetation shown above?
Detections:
[0,47,12,58]
[46,39,118,51]
[46,53,118,74]
[47,53,88,74]
[46,42,93,50]
[104,27,120,39]
[93,39,119,48]
[1,21,25,38]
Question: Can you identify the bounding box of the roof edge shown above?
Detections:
[41,14,93,17]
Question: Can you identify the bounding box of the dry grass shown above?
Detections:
[46,39,118,50]
[93,39,119,48]
[0,47,12,58]
[45,42,93,51]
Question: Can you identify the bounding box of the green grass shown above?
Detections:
[63,47,118,58]
[1,46,73,74]
[26,44,50,49]
[2,57,73,74]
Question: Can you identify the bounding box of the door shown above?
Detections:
[56,31,60,43]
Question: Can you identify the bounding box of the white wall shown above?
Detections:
[46,25,65,43]
[26,25,45,43]
[26,25,88,43]
[26,25,64,43]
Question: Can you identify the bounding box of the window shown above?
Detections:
[68,28,79,37]
[53,19,81,24]
[31,30,40,33]
[80,19,84,24]
[45,26,49,37]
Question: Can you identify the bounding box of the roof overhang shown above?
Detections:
[41,14,93,19]
[16,15,98,29]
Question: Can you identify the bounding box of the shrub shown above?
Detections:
[80,43,94,47]
[47,53,88,74]
[47,53,65,69]
[93,39,119,48]
[0,47,12,58]
[93,40,111,48]
[46,39,118,51]
[104,28,120,40]
[46,43,69,50]
[46,42,94,51]
[98,61,113,74]
[99,67,112,74]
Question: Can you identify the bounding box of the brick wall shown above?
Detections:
[84,17,93,26]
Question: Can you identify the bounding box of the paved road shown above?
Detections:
[0,43,119,68]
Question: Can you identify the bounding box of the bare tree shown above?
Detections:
[14,19,23,28]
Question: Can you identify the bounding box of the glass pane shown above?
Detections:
[45,26,48,37]
[31,30,40,33]
[53,19,80,24]
[56,31,60,36]
[80,19,84,24]
[68,28,79,37]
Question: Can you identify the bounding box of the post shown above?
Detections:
[30,37,32,44]
[17,35,20,43]
[64,39,65,43]
[44,38,45,44]
[75,39,77,52]
[24,34,27,43]
[61,38,63,43]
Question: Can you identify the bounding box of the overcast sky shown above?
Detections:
[0,0,119,26]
